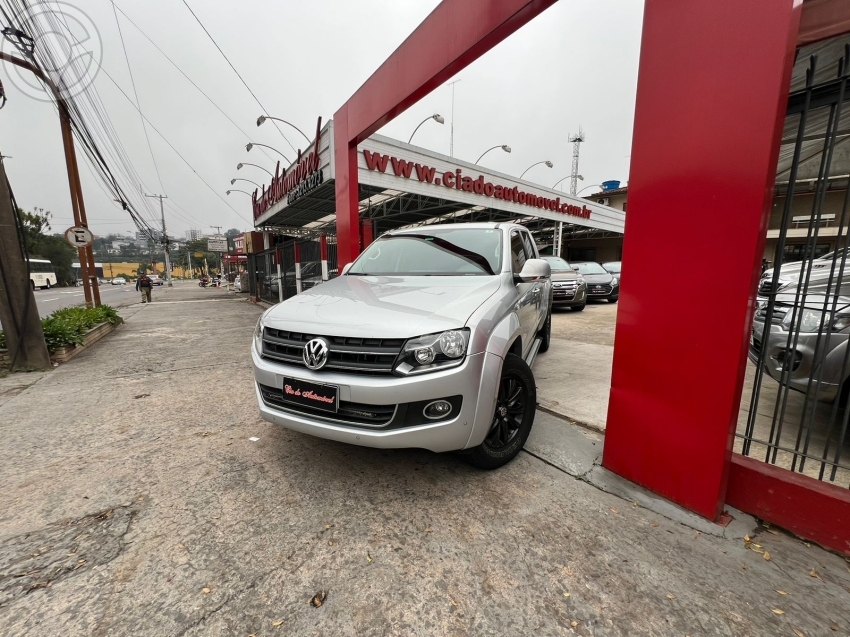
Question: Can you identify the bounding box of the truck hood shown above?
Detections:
[580,272,614,284]
[263,275,503,339]
[551,271,580,282]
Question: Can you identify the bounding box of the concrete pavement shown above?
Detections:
[1,285,849,636]
[535,302,616,431]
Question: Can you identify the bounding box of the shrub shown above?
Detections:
[0,305,123,354]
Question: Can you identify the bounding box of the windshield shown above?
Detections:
[572,262,607,275]
[542,256,572,273]
[602,261,621,274]
[348,228,502,276]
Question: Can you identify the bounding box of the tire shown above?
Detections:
[608,296,618,304]
[467,354,537,470]
[572,303,586,312]
[45,280,51,289]
[537,309,551,353]
[31,280,35,290]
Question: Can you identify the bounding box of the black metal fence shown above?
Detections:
[740,49,850,488]
[249,232,337,305]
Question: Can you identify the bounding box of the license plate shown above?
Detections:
[281,377,338,413]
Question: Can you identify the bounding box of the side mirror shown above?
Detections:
[515,258,551,283]
[341,262,353,275]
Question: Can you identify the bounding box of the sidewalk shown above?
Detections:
[1,283,848,636]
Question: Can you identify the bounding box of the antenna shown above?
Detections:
[568,127,585,196]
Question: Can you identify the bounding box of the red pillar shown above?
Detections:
[332,0,558,267]
[360,219,374,250]
[602,0,802,520]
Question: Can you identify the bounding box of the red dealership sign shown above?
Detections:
[253,117,324,219]
[362,150,592,220]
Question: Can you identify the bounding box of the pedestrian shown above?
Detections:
[136,272,153,303]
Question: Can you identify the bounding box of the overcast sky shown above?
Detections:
[0,0,644,239]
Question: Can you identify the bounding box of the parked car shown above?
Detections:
[758,248,849,298]
[148,274,164,286]
[542,256,587,311]
[570,261,619,303]
[602,261,621,276]
[252,222,552,469]
[751,295,850,404]
[111,277,127,285]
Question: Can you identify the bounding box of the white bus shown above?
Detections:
[28,258,57,289]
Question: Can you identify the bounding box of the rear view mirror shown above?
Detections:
[516,258,551,283]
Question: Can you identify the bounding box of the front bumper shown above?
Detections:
[749,320,844,401]
[586,284,618,299]
[251,346,503,452]
[552,286,586,307]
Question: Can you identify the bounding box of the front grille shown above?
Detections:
[758,279,776,296]
[587,284,613,295]
[259,383,396,426]
[262,328,404,375]
[553,281,578,298]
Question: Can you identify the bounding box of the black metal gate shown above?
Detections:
[741,47,850,488]
[250,232,337,305]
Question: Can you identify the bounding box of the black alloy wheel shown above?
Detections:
[467,354,536,469]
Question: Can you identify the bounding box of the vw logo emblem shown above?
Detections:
[303,338,330,370]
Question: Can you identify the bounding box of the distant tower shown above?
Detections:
[569,127,585,196]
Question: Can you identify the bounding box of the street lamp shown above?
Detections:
[226,189,253,196]
[231,177,261,188]
[520,160,553,180]
[256,115,312,145]
[237,162,273,177]
[553,174,582,191]
[475,145,511,164]
[246,142,290,163]
[577,184,603,196]
[408,113,445,144]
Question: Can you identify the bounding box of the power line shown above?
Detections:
[180,0,296,154]
[110,0,166,194]
[111,1,278,167]
[96,63,251,224]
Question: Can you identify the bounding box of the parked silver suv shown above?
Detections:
[251,223,552,468]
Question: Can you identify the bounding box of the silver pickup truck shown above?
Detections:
[251,222,552,469]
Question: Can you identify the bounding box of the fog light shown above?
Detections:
[423,400,452,420]
[415,347,436,364]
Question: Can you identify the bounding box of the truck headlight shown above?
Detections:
[782,308,823,333]
[395,329,470,376]
[254,316,266,354]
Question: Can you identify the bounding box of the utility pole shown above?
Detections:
[0,155,51,370]
[0,52,100,307]
[447,79,461,157]
[210,226,224,279]
[145,193,172,287]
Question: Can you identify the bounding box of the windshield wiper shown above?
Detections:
[399,235,496,275]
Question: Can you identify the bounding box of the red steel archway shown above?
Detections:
[332,0,850,553]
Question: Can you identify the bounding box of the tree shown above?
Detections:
[15,208,75,286]
[225,228,242,239]
[16,207,51,255]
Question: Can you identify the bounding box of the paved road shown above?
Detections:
[32,283,161,317]
[1,284,848,636]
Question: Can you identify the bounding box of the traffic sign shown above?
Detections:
[194,252,204,258]
[64,226,94,248]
